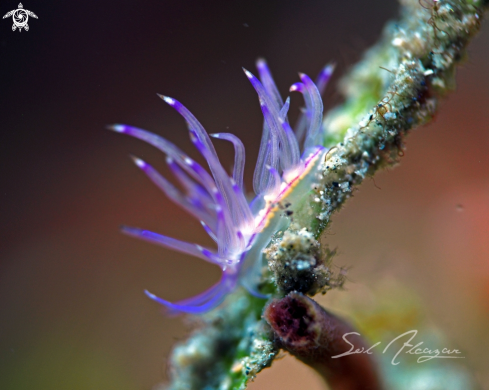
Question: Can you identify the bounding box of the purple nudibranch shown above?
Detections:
[109,60,334,314]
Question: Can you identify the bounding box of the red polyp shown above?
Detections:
[264,292,384,390]
[264,295,319,346]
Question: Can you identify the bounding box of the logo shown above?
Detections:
[3,3,38,32]
[332,330,465,365]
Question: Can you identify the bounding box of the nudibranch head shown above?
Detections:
[110,59,334,314]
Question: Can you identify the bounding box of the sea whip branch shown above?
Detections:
[296,0,487,235]
[264,292,383,390]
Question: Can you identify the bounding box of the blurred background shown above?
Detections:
[0,1,488,389]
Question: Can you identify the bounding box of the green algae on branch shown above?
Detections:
[325,0,485,144]
[164,1,487,389]
[166,290,277,390]
[305,0,486,235]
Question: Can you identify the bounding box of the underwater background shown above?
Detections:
[1,0,488,389]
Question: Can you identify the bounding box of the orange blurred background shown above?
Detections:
[0,1,488,389]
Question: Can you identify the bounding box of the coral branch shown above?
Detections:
[264,292,383,390]
[305,0,487,235]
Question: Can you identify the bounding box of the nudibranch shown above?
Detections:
[109,60,334,314]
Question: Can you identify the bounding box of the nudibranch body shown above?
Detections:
[110,60,333,314]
